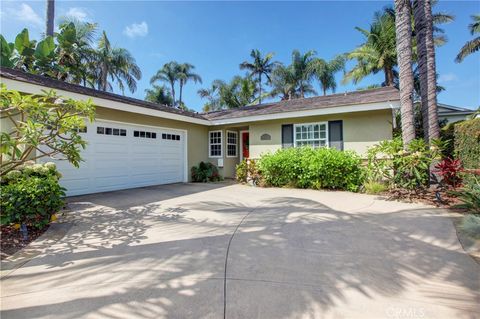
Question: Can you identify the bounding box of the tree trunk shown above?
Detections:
[170,82,175,107]
[414,0,440,142]
[384,67,395,86]
[395,0,416,146]
[179,80,184,108]
[258,73,262,104]
[45,0,55,37]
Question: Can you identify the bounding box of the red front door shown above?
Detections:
[242,132,249,159]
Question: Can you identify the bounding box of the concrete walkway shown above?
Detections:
[1,183,479,319]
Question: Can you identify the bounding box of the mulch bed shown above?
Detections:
[1,224,49,260]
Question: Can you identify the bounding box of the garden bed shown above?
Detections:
[0,224,49,260]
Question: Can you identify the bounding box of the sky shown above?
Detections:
[1,0,479,112]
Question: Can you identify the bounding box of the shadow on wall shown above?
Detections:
[1,195,479,318]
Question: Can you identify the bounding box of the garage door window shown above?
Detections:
[97,126,127,136]
[209,131,222,158]
[162,133,181,141]
[134,130,157,139]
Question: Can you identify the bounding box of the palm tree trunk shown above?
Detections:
[179,80,184,108]
[45,0,55,37]
[101,64,108,91]
[258,73,262,104]
[170,82,175,107]
[414,0,440,142]
[395,0,416,146]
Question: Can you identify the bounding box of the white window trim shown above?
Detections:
[209,130,223,158]
[293,122,329,148]
[226,130,238,158]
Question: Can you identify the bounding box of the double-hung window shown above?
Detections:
[294,122,328,148]
[209,131,223,158]
[226,131,238,157]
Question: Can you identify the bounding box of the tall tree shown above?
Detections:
[395,0,416,146]
[145,85,173,106]
[239,49,277,104]
[198,80,224,112]
[94,31,142,94]
[310,55,345,96]
[344,11,397,86]
[177,63,202,107]
[455,15,480,63]
[414,0,440,141]
[45,0,55,37]
[291,50,317,98]
[150,61,180,107]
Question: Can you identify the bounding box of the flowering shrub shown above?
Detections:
[0,162,65,229]
[191,162,222,182]
[434,158,463,189]
[365,138,441,190]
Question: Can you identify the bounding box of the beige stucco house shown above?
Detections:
[1,67,400,196]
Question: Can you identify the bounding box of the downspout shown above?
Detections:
[389,100,399,130]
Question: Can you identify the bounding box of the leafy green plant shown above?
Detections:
[259,147,363,191]
[363,180,388,194]
[236,159,261,185]
[365,137,441,190]
[0,162,65,229]
[191,162,222,183]
[460,215,480,239]
[0,84,95,177]
[452,176,480,214]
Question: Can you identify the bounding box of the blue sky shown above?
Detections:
[1,0,479,111]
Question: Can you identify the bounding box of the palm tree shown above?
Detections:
[145,85,173,106]
[269,65,297,100]
[198,80,224,112]
[310,55,345,96]
[219,76,258,109]
[45,0,55,37]
[414,0,440,141]
[239,49,277,104]
[94,31,142,94]
[455,15,480,63]
[291,50,317,98]
[344,11,397,86]
[395,0,416,146]
[177,63,202,107]
[150,61,180,107]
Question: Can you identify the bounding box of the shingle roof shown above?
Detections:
[202,86,400,120]
[0,67,206,120]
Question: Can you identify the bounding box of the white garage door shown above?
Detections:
[41,120,186,196]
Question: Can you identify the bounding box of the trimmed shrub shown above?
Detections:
[236,159,261,185]
[454,118,480,169]
[0,162,65,229]
[191,162,222,183]
[259,147,363,192]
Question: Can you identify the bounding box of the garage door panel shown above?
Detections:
[40,121,186,196]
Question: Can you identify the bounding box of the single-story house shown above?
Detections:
[437,103,475,124]
[1,67,400,196]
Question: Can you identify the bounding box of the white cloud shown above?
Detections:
[65,7,89,22]
[6,3,43,28]
[123,21,148,38]
[438,73,458,83]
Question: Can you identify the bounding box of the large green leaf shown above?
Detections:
[14,28,30,53]
[35,36,56,59]
[0,35,14,67]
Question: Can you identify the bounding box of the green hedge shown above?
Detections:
[454,118,480,169]
[259,147,363,192]
[0,162,65,228]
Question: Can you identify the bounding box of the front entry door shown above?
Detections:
[241,131,249,160]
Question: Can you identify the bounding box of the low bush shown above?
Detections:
[454,118,480,170]
[434,158,463,189]
[452,176,480,214]
[235,159,261,185]
[191,162,222,183]
[365,138,441,190]
[363,180,388,194]
[461,215,480,239]
[0,162,65,229]
[259,147,363,192]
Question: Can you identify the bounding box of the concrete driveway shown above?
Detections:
[1,183,479,319]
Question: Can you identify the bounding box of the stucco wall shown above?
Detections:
[95,107,209,181]
[239,109,393,158]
